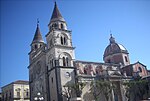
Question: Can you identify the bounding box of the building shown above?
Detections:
[28,2,149,101]
[1,80,30,101]
[122,61,148,77]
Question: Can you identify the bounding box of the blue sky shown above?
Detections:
[1,0,150,87]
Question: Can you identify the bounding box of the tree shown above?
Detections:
[123,79,149,101]
[74,82,86,97]
[62,84,72,101]
[90,80,116,101]
[62,82,86,101]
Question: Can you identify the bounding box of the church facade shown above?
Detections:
[28,2,148,101]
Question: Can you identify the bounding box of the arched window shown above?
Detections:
[138,67,142,72]
[24,89,29,98]
[61,36,63,45]
[59,53,71,67]
[63,57,66,66]
[35,44,37,49]
[9,92,11,99]
[52,24,54,28]
[125,56,128,62]
[60,35,67,45]
[62,57,70,67]
[61,23,64,29]
[17,91,20,98]
[66,57,69,66]
[51,24,54,31]
[51,77,53,83]
[64,37,66,45]
[84,69,87,74]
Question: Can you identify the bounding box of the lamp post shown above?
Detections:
[34,92,44,101]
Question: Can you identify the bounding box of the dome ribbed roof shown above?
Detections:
[104,35,128,57]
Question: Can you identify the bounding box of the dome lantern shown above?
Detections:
[109,34,115,43]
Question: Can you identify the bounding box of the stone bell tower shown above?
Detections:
[46,2,76,101]
[28,21,48,101]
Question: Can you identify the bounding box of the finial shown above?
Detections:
[37,18,39,27]
[110,34,113,37]
[110,30,113,37]
[109,31,115,43]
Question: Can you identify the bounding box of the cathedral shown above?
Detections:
[28,2,149,101]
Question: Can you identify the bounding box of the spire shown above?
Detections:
[32,19,44,43]
[50,2,65,22]
[109,34,116,43]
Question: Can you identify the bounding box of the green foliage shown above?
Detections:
[123,79,149,100]
[90,80,116,101]
[65,82,86,91]
[62,82,86,100]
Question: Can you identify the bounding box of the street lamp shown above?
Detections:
[34,92,44,101]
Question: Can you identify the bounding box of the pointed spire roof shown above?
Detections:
[50,2,65,22]
[32,20,44,43]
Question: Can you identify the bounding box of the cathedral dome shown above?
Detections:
[104,34,128,58]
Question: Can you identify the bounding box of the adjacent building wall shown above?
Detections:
[1,80,30,101]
